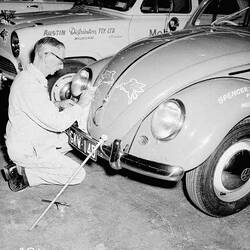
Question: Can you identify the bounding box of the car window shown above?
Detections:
[141,0,157,13]
[194,0,250,27]
[202,0,240,14]
[141,0,191,13]
[75,0,136,11]
[172,0,191,13]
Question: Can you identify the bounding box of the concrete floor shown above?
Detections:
[0,84,249,250]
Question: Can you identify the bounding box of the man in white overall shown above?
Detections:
[3,37,95,191]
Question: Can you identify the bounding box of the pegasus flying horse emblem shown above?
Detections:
[116,78,146,104]
[0,29,8,41]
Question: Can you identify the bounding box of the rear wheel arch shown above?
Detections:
[184,117,250,217]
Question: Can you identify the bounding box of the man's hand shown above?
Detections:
[77,86,97,107]
[55,99,76,110]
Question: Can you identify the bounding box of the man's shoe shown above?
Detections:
[3,164,29,192]
[1,162,16,181]
[8,167,29,192]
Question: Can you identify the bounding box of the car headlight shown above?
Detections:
[151,99,185,141]
[11,31,20,57]
[71,68,92,97]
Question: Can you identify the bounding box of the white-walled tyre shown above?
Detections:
[47,60,85,102]
[185,119,250,217]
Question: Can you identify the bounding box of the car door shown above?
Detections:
[128,0,197,42]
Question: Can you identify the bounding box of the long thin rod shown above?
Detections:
[29,134,107,231]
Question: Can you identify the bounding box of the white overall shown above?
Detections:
[6,64,89,186]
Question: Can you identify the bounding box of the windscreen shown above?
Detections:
[74,0,137,11]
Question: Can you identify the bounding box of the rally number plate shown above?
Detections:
[68,127,97,161]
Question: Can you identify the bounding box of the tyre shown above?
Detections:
[47,60,85,102]
[185,119,250,217]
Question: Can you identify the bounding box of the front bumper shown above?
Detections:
[68,126,184,182]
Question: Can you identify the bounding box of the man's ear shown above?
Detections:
[37,49,46,62]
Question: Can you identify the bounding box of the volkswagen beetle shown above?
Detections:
[68,0,250,217]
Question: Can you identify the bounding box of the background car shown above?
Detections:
[0,0,199,98]
[67,0,250,217]
[0,0,74,13]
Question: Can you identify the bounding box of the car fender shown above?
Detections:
[131,77,250,171]
[88,56,113,85]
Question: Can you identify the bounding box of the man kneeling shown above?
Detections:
[3,37,95,191]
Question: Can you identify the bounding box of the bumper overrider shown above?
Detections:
[67,125,184,182]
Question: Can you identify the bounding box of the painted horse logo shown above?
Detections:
[117,78,145,104]
[0,29,8,40]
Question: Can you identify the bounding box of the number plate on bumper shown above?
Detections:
[68,127,97,161]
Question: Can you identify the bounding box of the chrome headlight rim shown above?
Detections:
[79,67,92,83]
[71,67,93,97]
[151,99,185,141]
[11,31,20,58]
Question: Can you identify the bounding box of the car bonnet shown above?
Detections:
[88,28,250,141]
[0,7,120,26]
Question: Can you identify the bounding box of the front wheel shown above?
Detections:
[47,60,86,102]
[185,119,250,217]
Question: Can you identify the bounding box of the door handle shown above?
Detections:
[27,5,39,8]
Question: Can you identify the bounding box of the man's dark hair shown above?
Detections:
[31,36,65,62]
[34,36,65,54]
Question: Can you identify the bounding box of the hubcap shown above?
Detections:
[50,73,75,102]
[241,168,250,182]
[214,139,250,202]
